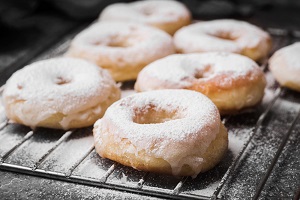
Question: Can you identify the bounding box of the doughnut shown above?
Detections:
[93,89,228,177]
[135,52,266,114]
[174,19,272,61]
[99,0,191,35]
[269,42,300,92]
[66,21,175,81]
[2,58,121,130]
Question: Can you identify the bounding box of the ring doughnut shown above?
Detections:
[135,53,266,114]
[99,0,191,35]
[2,58,121,130]
[93,89,228,177]
[269,42,300,92]
[174,19,272,61]
[66,21,175,81]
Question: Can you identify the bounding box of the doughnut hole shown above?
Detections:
[55,76,71,85]
[91,39,131,48]
[194,65,214,79]
[107,35,131,48]
[17,84,23,90]
[139,6,154,16]
[91,33,144,48]
[133,105,182,124]
[208,31,237,41]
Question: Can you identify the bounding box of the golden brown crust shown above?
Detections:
[94,122,228,176]
[66,49,150,82]
[241,37,272,62]
[283,82,300,92]
[7,86,121,129]
[187,72,266,114]
[135,53,267,115]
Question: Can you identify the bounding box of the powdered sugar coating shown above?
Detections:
[273,42,300,70]
[99,0,191,34]
[2,57,120,129]
[94,89,221,176]
[174,19,271,61]
[68,22,174,65]
[135,52,262,90]
[66,21,175,81]
[269,42,300,91]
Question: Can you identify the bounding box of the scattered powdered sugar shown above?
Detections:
[120,172,128,184]
[99,0,190,25]
[136,52,261,90]
[186,181,220,197]
[94,89,221,176]
[2,57,119,129]
[228,132,246,157]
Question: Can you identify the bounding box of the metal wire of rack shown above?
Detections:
[0,27,299,200]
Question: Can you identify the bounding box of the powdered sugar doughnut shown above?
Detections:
[269,42,300,92]
[2,58,121,130]
[66,21,175,81]
[135,53,266,114]
[99,0,191,35]
[174,19,272,61]
[93,89,228,177]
